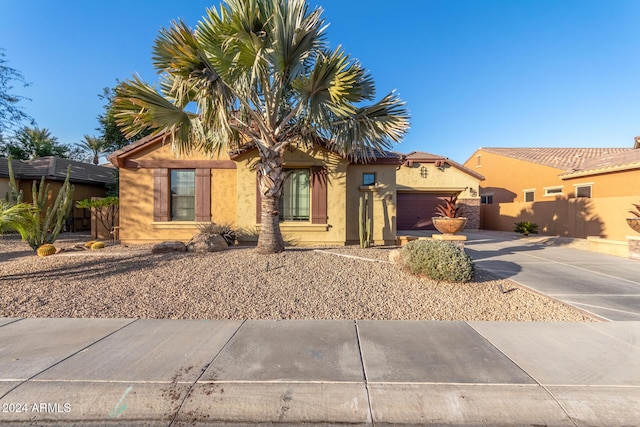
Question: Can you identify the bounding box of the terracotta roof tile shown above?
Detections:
[480,147,631,170]
[559,148,640,177]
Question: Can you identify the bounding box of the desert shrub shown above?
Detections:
[514,221,538,235]
[399,239,475,283]
[197,222,237,246]
[84,240,96,248]
[90,241,105,250]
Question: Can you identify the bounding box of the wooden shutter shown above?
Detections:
[195,168,211,222]
[153,168,170,222]
[311,166,327,224]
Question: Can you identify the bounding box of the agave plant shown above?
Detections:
[629,203,640,218]
[434,194,464,218]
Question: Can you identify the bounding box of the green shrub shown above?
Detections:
[399,239,475,283]
[197,222,237,246]
[514,221,539,236]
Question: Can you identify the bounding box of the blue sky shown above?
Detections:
[1,0,640,163]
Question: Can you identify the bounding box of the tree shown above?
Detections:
[79,134,106,165]
[0,48,33,137]
[0,126,78,160]
[114,0,410,254]
[97,84,152,153]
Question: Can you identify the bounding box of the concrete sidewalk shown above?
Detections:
[462,230,640,321]
[1,318,640,425]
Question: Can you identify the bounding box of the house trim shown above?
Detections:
[123,159,237,169]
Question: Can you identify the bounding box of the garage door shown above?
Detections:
[396,192,449,230]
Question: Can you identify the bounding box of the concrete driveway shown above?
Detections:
[463,230,640,321]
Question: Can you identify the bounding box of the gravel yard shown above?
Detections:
[0,233,594,321]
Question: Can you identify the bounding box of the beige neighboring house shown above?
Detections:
[464,143,640,244]
[0,157,116,232]
[109,135,484,246]
[395,151,484,231]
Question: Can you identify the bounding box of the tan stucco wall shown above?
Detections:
[464,150,564,203]
[563,169,640,198]
[118,141,237,244]
[234,146,354,246]
[0,178,10,199]
[345,164,397,245]
[468,149,640,240]
[396,162,480,199]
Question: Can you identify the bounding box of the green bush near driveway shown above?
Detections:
[399,239,475,283]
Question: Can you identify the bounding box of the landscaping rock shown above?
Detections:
[187,234,228,253]
[152,241,187,254]
[388,249,401,264]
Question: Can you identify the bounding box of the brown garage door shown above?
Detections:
[397,192,449,230]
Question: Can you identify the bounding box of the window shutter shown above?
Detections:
[311,166,327,224]
[153,168,170,222]
[195,168,211,222]
[256,175,262,224]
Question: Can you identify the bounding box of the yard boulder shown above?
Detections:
[152,241,187,254]
[187,233,228,253]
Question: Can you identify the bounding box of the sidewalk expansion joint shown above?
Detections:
[354,320,374,424]
[465,321,581,427]
[167,319,246,427]
[0,318,139,401]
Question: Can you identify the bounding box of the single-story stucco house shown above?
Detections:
[0,157,117,232]
[108,134,484,245]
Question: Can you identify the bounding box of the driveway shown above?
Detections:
[463,231,640,321]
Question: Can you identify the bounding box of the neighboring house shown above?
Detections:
[0,157,116,232]
[395,151,484,231]
[464,144,640,240]
[109,135,484,245]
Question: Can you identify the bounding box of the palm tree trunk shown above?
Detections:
[256,150,286,254]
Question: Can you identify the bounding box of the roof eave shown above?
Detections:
[560,163,640,179]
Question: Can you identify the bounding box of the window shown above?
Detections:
[154,168,210,223]
[544,186,564,197]
[280,169,310,221]
[523,190,534,202]
[476,155,481,167]
[363,173,376,186]
[480,194,493,204]
[574,184,592,198]
[170,170,195,221]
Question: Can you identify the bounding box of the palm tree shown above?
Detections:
[114,0,410,253]
[17,126,67,158]
[79,134,105,165]
[1,126,71,160]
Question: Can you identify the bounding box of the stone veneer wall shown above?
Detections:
[629,236,640,261]
[459,198,480,230]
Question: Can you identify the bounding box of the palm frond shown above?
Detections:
[114,76,199,155]
[0,202,37,240]
[326,91,410,161]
